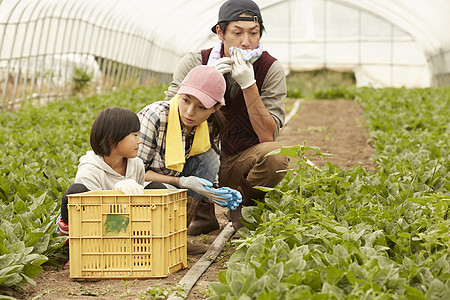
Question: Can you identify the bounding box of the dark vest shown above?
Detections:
[201,48,276,156]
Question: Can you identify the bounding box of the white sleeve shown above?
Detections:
[74,165,103,191]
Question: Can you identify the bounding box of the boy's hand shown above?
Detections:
[115,179,144,194]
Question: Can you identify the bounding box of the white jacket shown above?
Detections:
[75,150,145,191]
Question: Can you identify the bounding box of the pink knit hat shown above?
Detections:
[178,65,226,108]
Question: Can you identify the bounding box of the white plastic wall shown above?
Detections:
[1,0,449,108]
[200,0,448,87]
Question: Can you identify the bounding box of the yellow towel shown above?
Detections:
[165,95,211,172]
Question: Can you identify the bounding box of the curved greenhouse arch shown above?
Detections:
[1,0,449,109]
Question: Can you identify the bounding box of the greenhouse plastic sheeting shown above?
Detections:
[1,0,449,89]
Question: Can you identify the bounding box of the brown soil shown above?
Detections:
[4,98,376,300]
[277,99,376,172]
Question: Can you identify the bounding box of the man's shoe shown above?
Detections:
[227,205,244,230]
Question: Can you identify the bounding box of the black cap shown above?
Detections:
[211,0,263,33]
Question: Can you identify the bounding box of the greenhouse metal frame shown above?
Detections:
[1,0,449,110]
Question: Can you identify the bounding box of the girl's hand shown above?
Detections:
[178,176,229,200]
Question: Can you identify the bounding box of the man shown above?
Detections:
[164,0,289,232]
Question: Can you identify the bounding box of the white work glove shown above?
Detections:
[114,179,144,195]
[178,176,230,201]
[213,57,233,74]
[211,187,242,210]
[231,49,256,89]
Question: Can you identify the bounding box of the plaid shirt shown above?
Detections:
[137,101,196,177]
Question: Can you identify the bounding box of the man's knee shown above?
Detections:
[261,152,290,184]
[247,142,290,187]
[257,142,290,171]
[264,150,290,173]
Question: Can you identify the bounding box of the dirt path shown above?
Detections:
[277,99,376,172]
[9,98,376,300]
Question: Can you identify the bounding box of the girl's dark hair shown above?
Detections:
[218,12,265,37]
[90,107,140,156]
[208,103,227,156]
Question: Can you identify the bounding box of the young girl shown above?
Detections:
[57,107,155,234]
[138,65,241,240]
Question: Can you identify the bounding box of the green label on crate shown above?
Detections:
[104,214,130,235]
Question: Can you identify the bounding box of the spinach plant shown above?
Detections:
[209,87,450,299]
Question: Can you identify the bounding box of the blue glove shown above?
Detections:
[178,176,230,201]
[211,187,242,210]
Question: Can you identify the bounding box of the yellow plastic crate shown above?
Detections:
[67,189,187,280]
